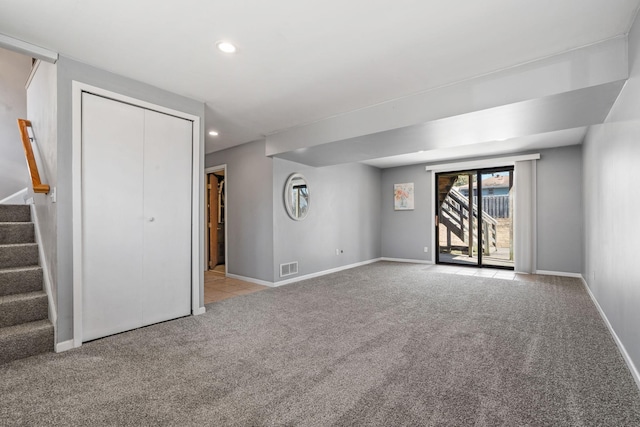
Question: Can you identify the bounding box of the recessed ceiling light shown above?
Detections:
[216,41,237,54]
[209,130,219,136]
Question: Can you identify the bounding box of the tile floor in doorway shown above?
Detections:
[204,270,268,304]
[425,263,544,282]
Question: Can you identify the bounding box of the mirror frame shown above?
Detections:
[284,173,310,221]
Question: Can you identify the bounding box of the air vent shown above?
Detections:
[280,261,298,278]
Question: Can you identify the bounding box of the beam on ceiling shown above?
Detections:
[0,33,58,63]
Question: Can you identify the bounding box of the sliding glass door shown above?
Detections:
[437,171,478,266]
[436,167,514,269]
[479,170,513,268]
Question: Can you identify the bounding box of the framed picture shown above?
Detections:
[394,183,414,210]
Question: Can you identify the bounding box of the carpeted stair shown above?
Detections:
[0,204,53,364]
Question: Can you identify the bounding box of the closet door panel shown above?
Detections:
[82,93,145,341]
[141,110,192,325]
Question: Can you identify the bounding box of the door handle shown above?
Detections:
[148,217,155,222]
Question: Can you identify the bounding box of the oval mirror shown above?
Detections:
[284,173,310,220]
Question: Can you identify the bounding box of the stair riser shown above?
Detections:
[0,324,53,365]
[0,223,35,244]
[0,245,39,269]
[0,294,48,328]
[0,205,31,223]
[0,268,43,297]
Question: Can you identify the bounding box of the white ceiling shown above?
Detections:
[362,127,589,168]
[1,0,639,163]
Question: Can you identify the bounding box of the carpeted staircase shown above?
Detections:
[0,204,53,364]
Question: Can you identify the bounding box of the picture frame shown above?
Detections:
[394,183,414,210]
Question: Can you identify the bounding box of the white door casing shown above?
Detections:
[81,93,192,341]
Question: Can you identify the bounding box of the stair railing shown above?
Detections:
[17,119,50,194]
[441,188,497,255]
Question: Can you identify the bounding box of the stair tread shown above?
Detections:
[0,319,52,335]
[0,243,38,247]
[0,222,34,225]
[0,265,42,273]
[0,290,46,303]
[0,205,31,223]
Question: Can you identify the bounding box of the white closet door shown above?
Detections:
[82,93,193,342]
[142,110,192,325]
[82,93,145,341]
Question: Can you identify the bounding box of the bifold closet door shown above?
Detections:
[82,93,145,341]
[142,109,192,326]
[82,93,192,342]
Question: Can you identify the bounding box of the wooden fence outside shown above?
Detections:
[474,195,510,218]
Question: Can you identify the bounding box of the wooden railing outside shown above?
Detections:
[440,188,497,255]
[17,119,49,194]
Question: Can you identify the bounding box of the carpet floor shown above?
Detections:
[1,262,639,426]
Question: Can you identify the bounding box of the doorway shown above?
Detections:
[436,167,514,269]
[206,167,226,273]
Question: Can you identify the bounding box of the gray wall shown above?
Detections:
[381,164,432,261]
[53,56,205,343]
[380,147,583,273]
[273,159,381,282]
[0,47,31,199]
[26,61,58,304]
[205,140,274,282]
[582,11,640,375]
[536,145,582,273]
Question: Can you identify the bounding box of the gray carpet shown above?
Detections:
[1,262,639,426]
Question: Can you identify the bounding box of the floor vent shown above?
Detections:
[280,261,298,278]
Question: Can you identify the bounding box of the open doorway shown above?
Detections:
[206,166,226,274]
[436,167,514,270]
[202,165,268,304]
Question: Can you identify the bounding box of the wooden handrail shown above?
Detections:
[441,188,498,254]
[17,119,50,194]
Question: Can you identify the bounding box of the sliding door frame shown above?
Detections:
[435,166,514,270]
[427,154,539,269]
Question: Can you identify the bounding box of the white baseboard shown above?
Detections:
[225,274,275,287]
[0,188,28,204]
[272,258,382,287]
[29,204,57,337]
[227,258,383,288]
[535,270,582,278]
[193,307,206,316]
[54,339,75,353]
[381,257,434,265]
[580,276,640,391]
